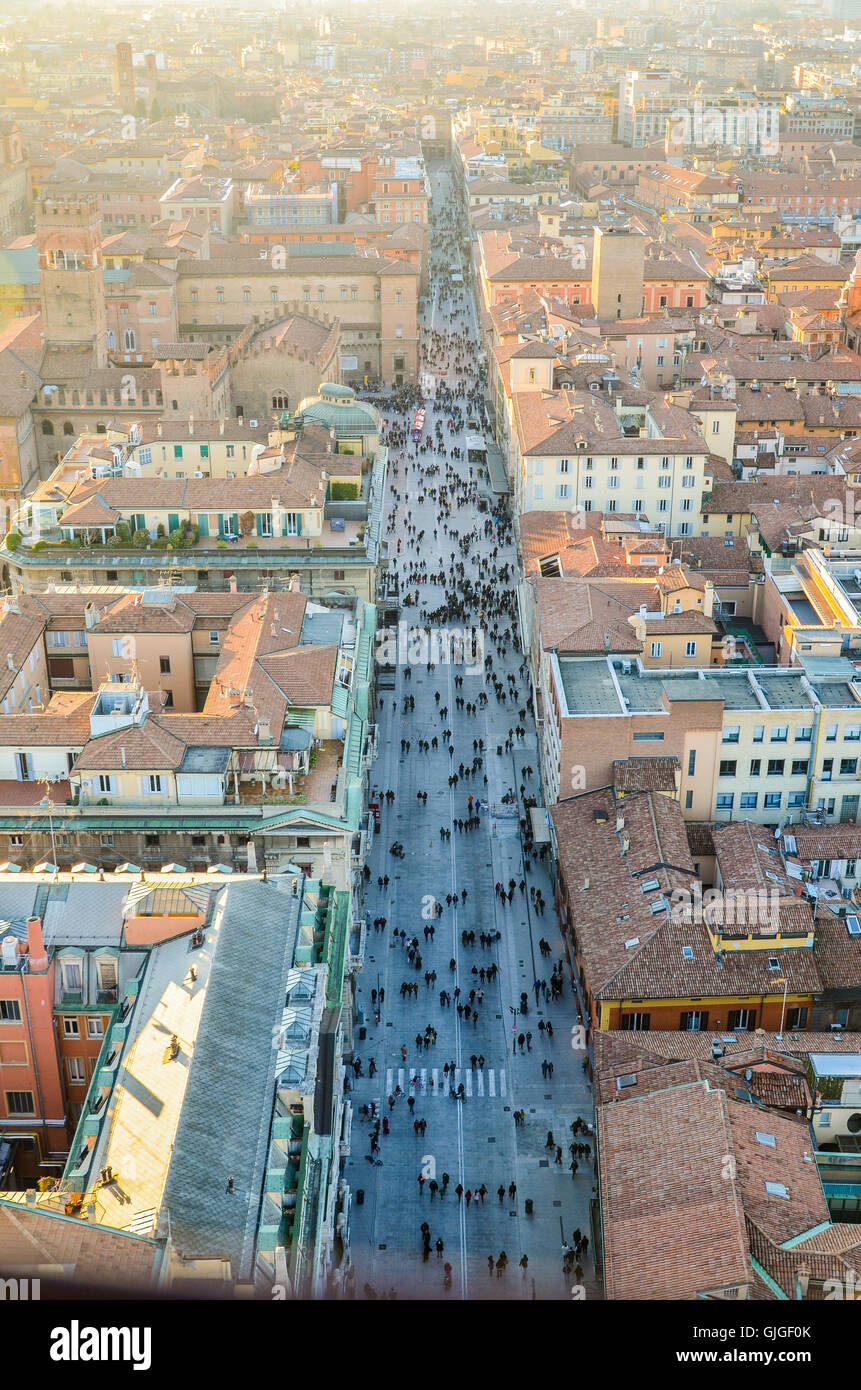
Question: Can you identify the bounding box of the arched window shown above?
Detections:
[41,419,54,435]
[317,286,325,301]
[124,328,136,351]
[63,421,74,435]
[272,394,289,410]
[270,287,278,302]
[96,422,106,434]
[242,286,251,302]
[106,330,115,350]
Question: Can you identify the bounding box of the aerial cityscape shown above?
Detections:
[3,0,861,1328]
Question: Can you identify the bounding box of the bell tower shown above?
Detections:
[113,42,136,114]
[36,195,107,366]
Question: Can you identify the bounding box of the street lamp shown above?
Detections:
[773,976,789,1042]
[39,781,58,870]
[508,1004,519,1055]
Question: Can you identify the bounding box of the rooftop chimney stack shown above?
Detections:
[26,916,49,972]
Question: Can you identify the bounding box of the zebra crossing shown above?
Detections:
[383,1065,506,1099]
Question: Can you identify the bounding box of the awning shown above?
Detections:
[529,807,551,844]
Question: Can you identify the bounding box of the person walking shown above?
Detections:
[455,1183,464,1202]
[497,1184,506,1203]
[508,1181,517,1201]
[496,1252,508,1279]
[519,1254,529,1277]
[435,1238,444,1259]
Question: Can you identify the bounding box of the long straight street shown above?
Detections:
[344,161,596,1301]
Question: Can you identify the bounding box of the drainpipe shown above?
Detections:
[808,702,825,810]
[19,956,51,1165]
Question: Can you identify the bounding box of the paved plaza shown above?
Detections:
[344,163,598,1302]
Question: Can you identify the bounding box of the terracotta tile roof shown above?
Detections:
[784,826,861,861]
[73,717,187,773]
[686,822,716,859]
[598,1081,753,1300]
[613,756,679,795]
[258,644,339,707]
[597,1062,829,1299]
[530,576,641,653]
[552,788,823,1001]
[92,594,197,635]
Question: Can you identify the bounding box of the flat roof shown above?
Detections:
[809,1053,861,1077]
[560,658,622,716]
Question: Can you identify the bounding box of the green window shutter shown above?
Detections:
[168,513,180,532]
[256,514,263,537]
[296,512,302,536]
[197,514,209,537]
[231,514,239,535]
[200,444,209,458]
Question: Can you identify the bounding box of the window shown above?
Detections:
[632,731,664,741]
[685,790,693,809]
[723,726,740,743]
[822,759,833,782]
[740,792,758,809]
[719,760,736,777]
[786,1007,807,1030]
[795,726,813,742]
[771,726,788,743]
[649,641,661,658]
[97,775,115,794]
[96,959,117,992]
[791,760,809,777]
[764,792,781,810]
[67,1057,86,1084]
[827,724,838,741]
[5,1091,34,1115]
[767,760,785,777]
[0,1000,22,1022]
[729,1009,756,1031]
[841,759,858,777]
[716,793,734,810]
[620,1012,651,1031]
[688,749,696,776]
[144,775,163,793]
[63,1017,79,1038]
[87,1017,104,1039]
[209,630,220,647]
[685,640,696,657]
[680,1010,709,1031]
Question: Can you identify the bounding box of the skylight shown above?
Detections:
[764,1181,789,1199]
[755,1132,776,1148]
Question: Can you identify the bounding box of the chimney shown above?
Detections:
[219,418,225,435]
[120,746,126,768]
[6,652,14,671]
[157,421,163,437]
[26,916,48,972]
[188,413,194,436]
[258,716,272,745]
[289,574,301,593]
[84,602,98,629]
[229,575,238,594]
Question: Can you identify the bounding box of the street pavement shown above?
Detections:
[344,162,597,1302]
